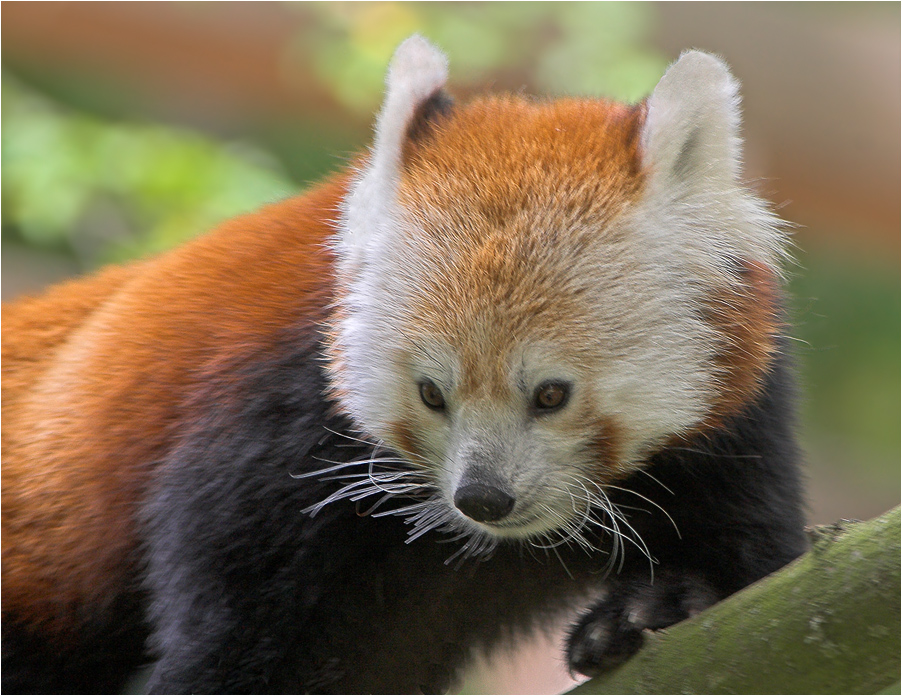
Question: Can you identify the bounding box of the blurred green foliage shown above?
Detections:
[790,246,901,486]
[2,76,293,268]
[3,2,667,268]
[293,2,666,112]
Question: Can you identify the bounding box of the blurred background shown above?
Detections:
[2,3,898,693]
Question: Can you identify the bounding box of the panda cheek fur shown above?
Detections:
[694,259,782,434]
[581,416,628,484]
[386,417,429,467]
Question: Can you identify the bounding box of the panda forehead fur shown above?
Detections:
[327,36,787,542]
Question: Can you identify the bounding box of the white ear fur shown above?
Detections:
[633,50,787,288]
[642,50,742,186]
[338,35,449,272]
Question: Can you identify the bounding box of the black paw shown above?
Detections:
[566,571,719,678]
[566,604,645,678]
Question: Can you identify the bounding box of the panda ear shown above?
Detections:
[376,34,451,154]
[339,35,450,271]
[641,50,742,188]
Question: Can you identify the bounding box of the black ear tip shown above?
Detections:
[406,90,454,144]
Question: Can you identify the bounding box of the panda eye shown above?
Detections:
[419,380,446,411]
[533,381,570,413]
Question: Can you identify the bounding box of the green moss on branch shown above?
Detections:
[570,507,901,695]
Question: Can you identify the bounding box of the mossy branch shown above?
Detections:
[569,507,901,695]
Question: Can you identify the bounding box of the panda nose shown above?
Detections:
[453,482,515,523]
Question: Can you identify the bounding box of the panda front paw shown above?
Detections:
[566,571,719,678]
[566,603,645,677]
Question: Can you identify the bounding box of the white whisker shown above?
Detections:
[300,430,676,572]
[603,484,681,539]
[635,469,675,496]
[291,460,368,479]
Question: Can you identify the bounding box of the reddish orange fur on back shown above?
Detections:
[1,175,350,636]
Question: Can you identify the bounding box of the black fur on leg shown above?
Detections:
[565,338,809,678]
[566,570,718,677]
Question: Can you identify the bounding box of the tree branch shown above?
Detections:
[569,507,901,694]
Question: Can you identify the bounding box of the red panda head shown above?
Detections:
[325,36,786,549]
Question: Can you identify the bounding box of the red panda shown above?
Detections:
[2,36,807,693]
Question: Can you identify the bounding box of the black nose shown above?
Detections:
[453,482,515,523]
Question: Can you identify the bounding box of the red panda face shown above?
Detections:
[325,37,787,549]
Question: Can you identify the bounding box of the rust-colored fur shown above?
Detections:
[2,177,348,637]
